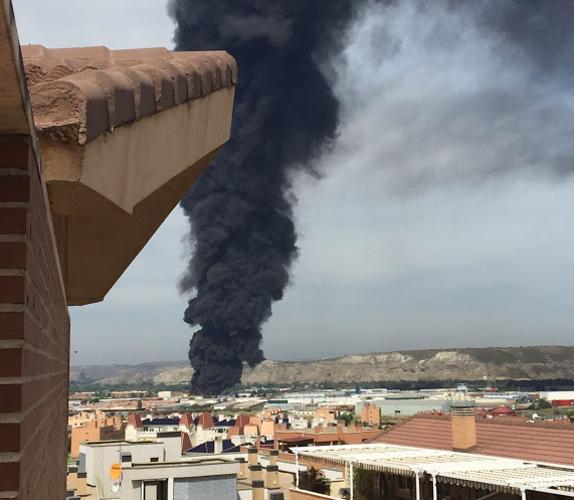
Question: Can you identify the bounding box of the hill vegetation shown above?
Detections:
[70,346,574,390]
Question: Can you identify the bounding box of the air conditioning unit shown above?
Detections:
[120,452,133,468]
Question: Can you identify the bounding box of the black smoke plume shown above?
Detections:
[170,0,574,395]
[169,1,356,394]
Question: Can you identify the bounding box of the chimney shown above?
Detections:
[266,450,280,491]
[250,464,263,480]
[214,435,223,454]
[451,401,477,452]
[252,480,265,500]
[76,472,87,496]
[269,449,278,467]
[248,446,258,467]
[235,457,247,479]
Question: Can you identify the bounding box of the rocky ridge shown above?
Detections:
[70,346,574,387]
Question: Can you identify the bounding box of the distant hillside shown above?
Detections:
[70,346,574,388]
[70,361,192,387]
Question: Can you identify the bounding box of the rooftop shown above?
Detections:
[142,418,179,426]
[185,439,241,454]
[276,426,381,446]
[371,413,574,466]
[81,440,159,447]
[130,457,232,469]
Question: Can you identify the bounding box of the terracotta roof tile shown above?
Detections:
[197,412,214,429]
[234,414,251,431]
[372,414,574,465]
[127,412,143,429]
[181,432,192,453]
[21,45,237,145]
[179,413,193,428]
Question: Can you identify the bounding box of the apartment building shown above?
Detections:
[71,441,292,499]
[360,402,382,427]
[70,417,124,458]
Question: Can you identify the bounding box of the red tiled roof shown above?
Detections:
[21,45,237,144]
[278,435,315,444]
[179,412,193,428]
[371,414,574,465]
[491,406,516,416]
[276,428,380,446]
[231,414,251,434]
[181,432,192,453]
[127,412,142,429]
[197,412,214,429]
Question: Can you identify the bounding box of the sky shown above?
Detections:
[13,0,574,366]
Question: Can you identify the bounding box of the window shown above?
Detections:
[143,480,167,500]
[173,476,236,500]
[150,457,159,463]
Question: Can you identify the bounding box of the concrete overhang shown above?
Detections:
[21,45,237,305]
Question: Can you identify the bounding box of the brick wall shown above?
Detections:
[70,423,124,458]
[0,135,70,499]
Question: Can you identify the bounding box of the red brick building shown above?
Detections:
[0,3,70,496]
[360,401,382,427]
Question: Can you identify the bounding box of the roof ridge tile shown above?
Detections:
[21,45,237,144]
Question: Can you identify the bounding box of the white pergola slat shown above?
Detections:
[293,443,574,499]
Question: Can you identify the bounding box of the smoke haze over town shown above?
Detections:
[14,0,574,367]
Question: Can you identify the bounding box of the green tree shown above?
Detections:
[354,469,382,500]
[337,413,354,426]
[299,467,330,495]
[529,399,552,410]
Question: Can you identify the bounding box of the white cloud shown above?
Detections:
[13,0,175,49]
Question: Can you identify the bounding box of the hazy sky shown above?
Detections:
[14,0,574,366]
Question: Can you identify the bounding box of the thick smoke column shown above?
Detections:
[169,1,356,394]
[170,0,574,394]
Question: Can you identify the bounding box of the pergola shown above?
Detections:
[293,443,574,500]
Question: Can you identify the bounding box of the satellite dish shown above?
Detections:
[108,463,122,481]
[111,482,120,493]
